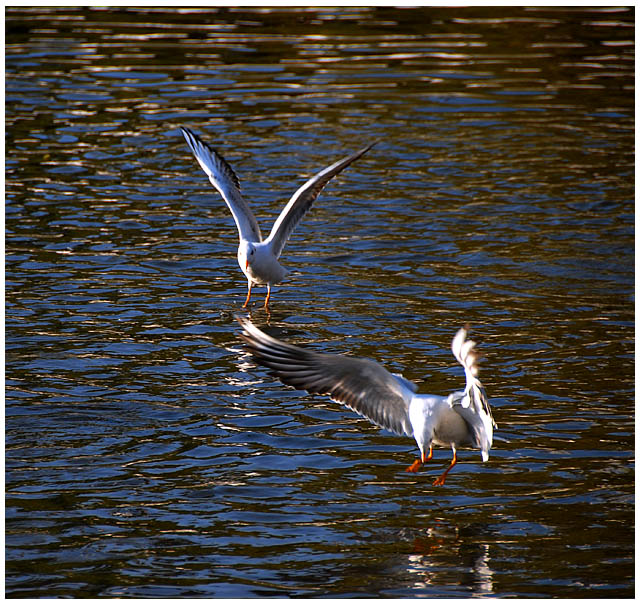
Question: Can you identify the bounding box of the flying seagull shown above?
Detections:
[237,317,496,486]
[180,127,376,309]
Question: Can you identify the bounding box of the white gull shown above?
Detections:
[238,317,497,486]
[181,127,375,309]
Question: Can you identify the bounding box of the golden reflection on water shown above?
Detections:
[5,5,633,599]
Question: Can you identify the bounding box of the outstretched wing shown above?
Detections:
[181,127,262,243]
[450,325,496,460]
[264,142,377,259]
[237,316,415,437]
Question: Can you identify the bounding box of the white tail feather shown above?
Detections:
[451,325,496,457]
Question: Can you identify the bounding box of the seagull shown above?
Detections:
[180,127,376,309]
[237,317,497,486]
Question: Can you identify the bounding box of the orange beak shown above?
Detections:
[245,259,249,270]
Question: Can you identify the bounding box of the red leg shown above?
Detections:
[405,445,433,473]
[263,284,272,310]
[243,281,252,308]
[432,451,457,487]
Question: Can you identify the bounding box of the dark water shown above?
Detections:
[5,6,634,598]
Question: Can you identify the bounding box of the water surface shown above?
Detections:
[5,6,634,598]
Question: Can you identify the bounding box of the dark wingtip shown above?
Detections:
[236,314,252,337]
[360,140,379,154]
[179,126,194,138]
[236,314,252,330]
[181,127,242,191]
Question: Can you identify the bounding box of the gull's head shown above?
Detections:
[238,240,257,272]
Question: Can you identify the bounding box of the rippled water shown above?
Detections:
[5,6,634,598]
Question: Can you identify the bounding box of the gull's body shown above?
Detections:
[180,127,375,309]
[238,318,496,486]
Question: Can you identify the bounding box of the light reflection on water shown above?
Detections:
[5,5,634,599]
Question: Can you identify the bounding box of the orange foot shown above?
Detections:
[405,446,433,474]
[432,474,448,487]
[432,453,457,487]
[405,459,423,473]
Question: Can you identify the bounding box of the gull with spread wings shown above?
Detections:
[181,128,375,309]
[238,317,497,486]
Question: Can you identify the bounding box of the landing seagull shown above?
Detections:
[180,127,376,309]
[237,317,497,486]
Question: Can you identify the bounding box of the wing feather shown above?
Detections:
[265,142,377,259]
[237,317,415,437]
[181,127,262,243]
